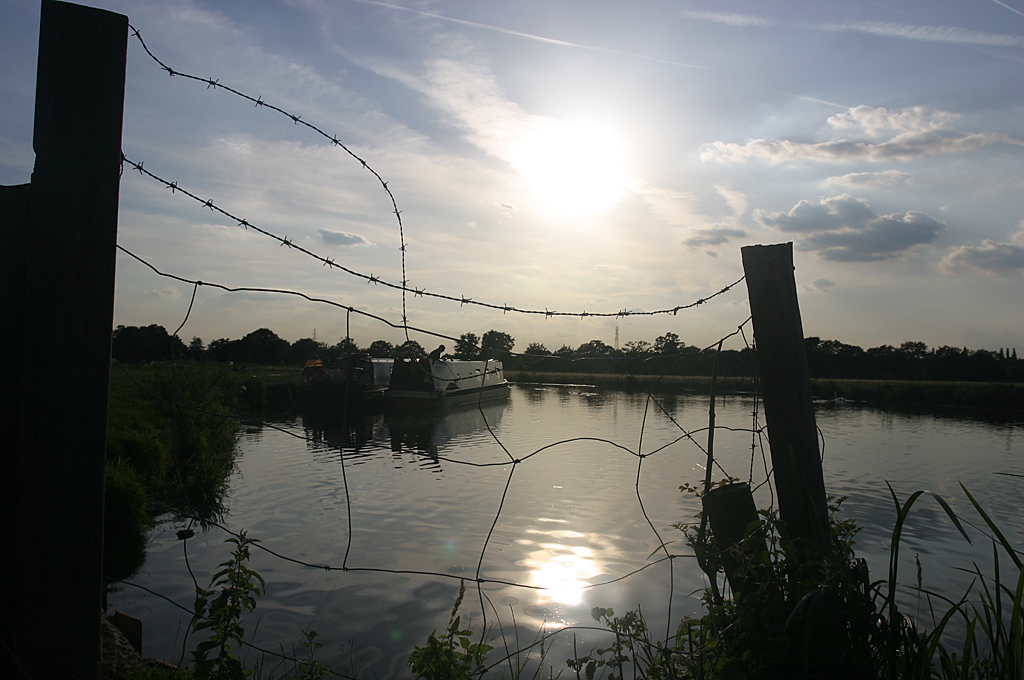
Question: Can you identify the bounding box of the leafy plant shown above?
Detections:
[294,630,327,680]
[191,531,266,680]
[408,580,494,680]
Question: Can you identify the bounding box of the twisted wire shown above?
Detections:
[120,155,745,319]
[128,24,411,340]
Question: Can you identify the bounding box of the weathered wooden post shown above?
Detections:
[741,243,830,555]
[1,2,127,677]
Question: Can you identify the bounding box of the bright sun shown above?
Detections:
[510,121,629,216]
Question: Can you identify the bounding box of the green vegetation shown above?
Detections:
[408,581,493,680]
[401,486,1022,679]
[127,532,327,680]
[191,532,267,680]
[574,486,1024,679]
[105,362,247,580]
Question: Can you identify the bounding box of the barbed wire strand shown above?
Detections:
[127,25,411,341]
[117,244,755,381]
[120,155,744,320]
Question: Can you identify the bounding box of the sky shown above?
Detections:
[3,0,1023,353]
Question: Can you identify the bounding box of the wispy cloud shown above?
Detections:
[756,194,945,261]
[704,131,1010,162]
[678,10,777,28]
[825,170,912,189]
[819,20,1024,47]
[702,105,1018,163]
[683,227,747,248]
[679,9,1024,47]
[319,229,371,246]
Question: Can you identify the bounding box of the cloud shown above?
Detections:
[146,286,182,298]
[702,130,1010,163]
[318,229,371,246]
[714,185,748,218]
[679,10,1024,47]
[810,278,836,291]
[756,194,944,261]
[827,106,957,138]
[825,170,911,189]
[684,227,748,247]
[701,105,1020,163]
[679,10,777,28]
[819,20,1024,47]
[941,229,1024,275]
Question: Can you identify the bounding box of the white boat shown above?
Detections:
[386,358,510,407]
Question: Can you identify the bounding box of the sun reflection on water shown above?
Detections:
[520,526,603,607]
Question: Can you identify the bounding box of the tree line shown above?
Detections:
[111,325,1022,382]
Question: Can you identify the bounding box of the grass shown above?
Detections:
[105,362,249,580]
[560,485,1024,680]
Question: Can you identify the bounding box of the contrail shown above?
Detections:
[774,91,850,109]
[349,0,709,70]
[990,0,1024,19]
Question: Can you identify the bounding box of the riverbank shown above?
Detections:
[505,370,1024,411]
[105,362,254,581]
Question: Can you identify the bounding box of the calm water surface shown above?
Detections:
[111,385,1023,678]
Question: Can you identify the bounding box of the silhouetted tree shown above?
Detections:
[208,338,239,363]
[576,339,615,357]
[623,340,653,357]
[186,337,206,360]
[290,337,326,364]
[368,340,395,358]
[395,340,426,359]
[332,337,360,355]
[654,332,682,355]
[454,333,480,359]
[481,330,515,358]
[236,328,289,364]
[525,342,550,355]
[111,324,187,363]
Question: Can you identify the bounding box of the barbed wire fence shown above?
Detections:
[107,23,779,678]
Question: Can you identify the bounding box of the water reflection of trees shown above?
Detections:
[302,409,383,462]
[299,401,509,473]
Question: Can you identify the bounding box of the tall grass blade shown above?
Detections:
[886,483,924,621]
[1010,560,1024,680]
[930,492,972,544]
[961,483,1022,570]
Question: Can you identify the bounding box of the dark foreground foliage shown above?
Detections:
[105,363,243,580]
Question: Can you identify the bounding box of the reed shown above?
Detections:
[563,486,1023,679]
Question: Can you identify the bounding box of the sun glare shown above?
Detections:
[528,543,600,606]
[510,121,629,216]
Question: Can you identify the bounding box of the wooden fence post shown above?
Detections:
[1,2,127,677]
[741,243,830,555]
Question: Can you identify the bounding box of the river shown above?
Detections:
[109,383,1023,678]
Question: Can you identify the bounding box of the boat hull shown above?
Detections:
[386,381,510,408]
[385,358,510,408]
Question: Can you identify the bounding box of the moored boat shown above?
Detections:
[302,353,393,407]
[386,357,510,407]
